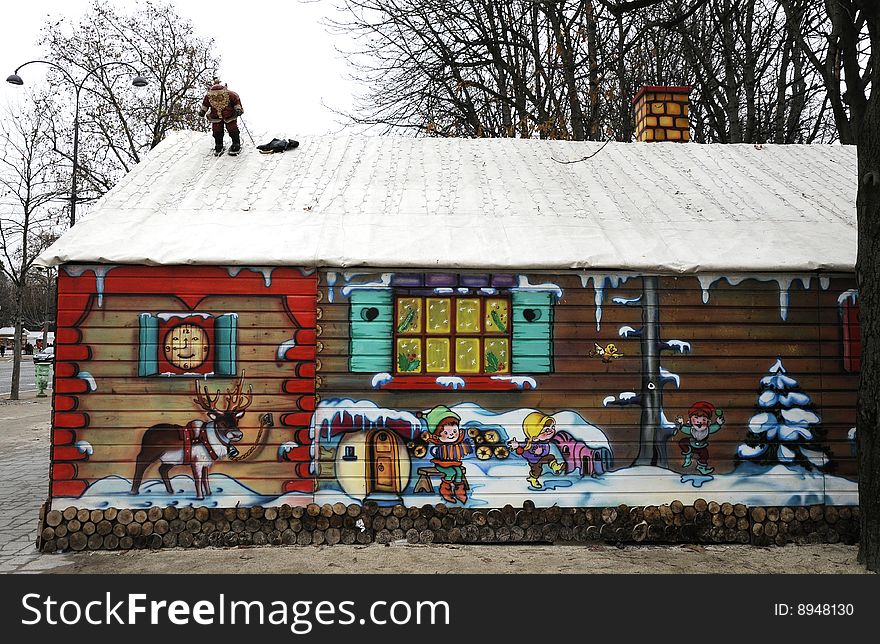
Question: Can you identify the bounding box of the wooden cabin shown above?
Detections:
[35,93,860,547]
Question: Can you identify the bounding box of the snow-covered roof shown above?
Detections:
[37,131,857,272]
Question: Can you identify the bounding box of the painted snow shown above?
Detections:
[278,441,300,458]
[157,312,213,321]
[77,371,97,393]
[489,375,537,390]
[75,440,93,456]
[62,265,116,307]
[309,464,857,508]
[603,392,638,406]
[371,372,393,388]
[54,474,310,509]
[837,289,858,309]
[436,376,466,390]
[326,271,393,303]
[276,338,297,360]
[662,340,691,353]
[578,273,633,331]
[618,325,639,338]
[697,274,813,321]
[226,266,275,287]
[659,367,680,388]
[513,275,563,299]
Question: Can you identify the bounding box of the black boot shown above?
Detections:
[229,132,241,155]
[213,134,224,154]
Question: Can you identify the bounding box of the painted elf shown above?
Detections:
[198,77,244,156]
[421,405,472,504]
[674,401,725,475]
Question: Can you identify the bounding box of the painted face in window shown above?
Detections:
[438,422,461,443]
[163,323,209,370]
[689,414,710,431]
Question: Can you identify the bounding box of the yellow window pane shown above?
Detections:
[484,298,509,333]
[396,338,422,373]
[456,298,480,333]
[455,338,480,373]
[426,298,451,334]
[396,298,422,334]
[425,338,450,373]
[484,338,509,373]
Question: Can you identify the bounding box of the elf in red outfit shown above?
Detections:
[198,77,244,155]
[674,401,725,475]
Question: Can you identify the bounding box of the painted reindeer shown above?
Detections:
[130,376,253,499]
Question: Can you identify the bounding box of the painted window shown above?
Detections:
[138,313,238,377]
[394,296,511,375]
[348,288,553,375]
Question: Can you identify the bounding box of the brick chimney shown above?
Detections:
[632,86,691,142]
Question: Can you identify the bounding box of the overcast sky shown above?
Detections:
[1,0,360,139]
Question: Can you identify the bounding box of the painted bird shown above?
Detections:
[590,342,623,363]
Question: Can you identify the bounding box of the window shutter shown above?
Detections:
[842,298,860,372]
[215,313,239,376]
[511,291,553,373]
[137,313,159,377]
[349,290,393,372]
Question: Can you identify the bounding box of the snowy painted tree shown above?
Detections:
[595,275,692,468]
[737,358,832,470]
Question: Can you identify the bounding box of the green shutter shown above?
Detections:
[349,290,393,372]
[138,313,159,377]
[511,291,553,373]
[214,313,238,376]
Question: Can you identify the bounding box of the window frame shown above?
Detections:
[392,292,512,376]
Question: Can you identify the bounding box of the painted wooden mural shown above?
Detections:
[50,266,859,510]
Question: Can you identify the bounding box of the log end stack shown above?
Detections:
[35,501,861,553]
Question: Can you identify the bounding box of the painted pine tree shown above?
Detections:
[737,358,832,470]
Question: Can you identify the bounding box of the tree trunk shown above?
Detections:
[856,42,880,575]
[634,276,662,466]
[10,297,23,401]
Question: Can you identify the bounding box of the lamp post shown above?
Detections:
[6,60,148,227]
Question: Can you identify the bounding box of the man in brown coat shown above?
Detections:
[198,77,244,155]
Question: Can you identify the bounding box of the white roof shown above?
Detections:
[0,327,30,336]
[37,131,857,272]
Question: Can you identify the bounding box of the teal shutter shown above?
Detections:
[138,313,159,377]
[214,313,238,376]
[349,290,393,372]
[511,291,553,373]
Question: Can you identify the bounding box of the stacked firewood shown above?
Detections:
[748,505,859,547]
[36,500,860,552]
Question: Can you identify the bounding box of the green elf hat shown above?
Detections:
[422,405,461,434]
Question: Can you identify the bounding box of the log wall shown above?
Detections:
[47,266,859,519]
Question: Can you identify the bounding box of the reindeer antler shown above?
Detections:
[224,372,253,413]
[193,380,221,413]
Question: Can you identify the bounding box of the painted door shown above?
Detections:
[370,430,399,493]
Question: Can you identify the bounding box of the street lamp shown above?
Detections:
[6,60,148,227]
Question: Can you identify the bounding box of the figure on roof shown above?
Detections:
[198,77,244,156]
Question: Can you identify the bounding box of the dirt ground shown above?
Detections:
[43,541,868,574]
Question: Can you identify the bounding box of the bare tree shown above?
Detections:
[820,0,880,575]
[38,0,219,205]
[0,102,64,400]
[332,0,836,143]
[329,1,624,139]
